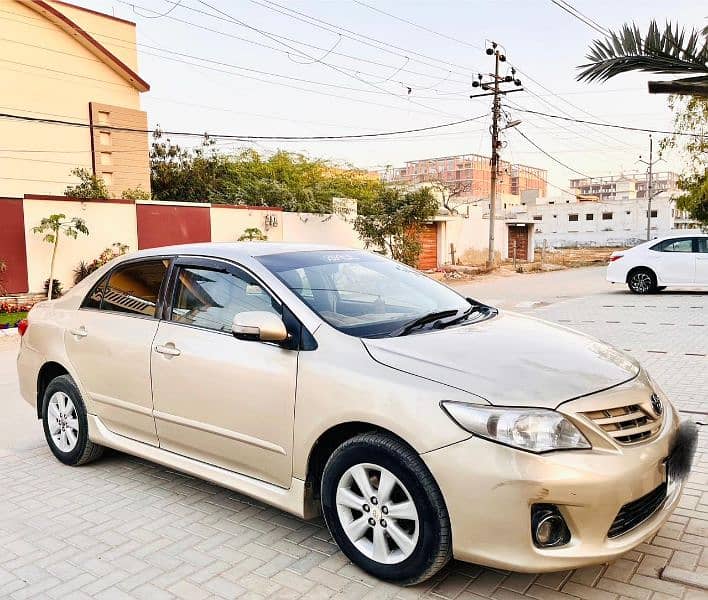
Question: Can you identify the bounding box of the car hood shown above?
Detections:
[362,311,639,408]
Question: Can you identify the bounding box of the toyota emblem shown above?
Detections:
[651,393,663,416]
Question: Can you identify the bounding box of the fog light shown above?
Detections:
[531,504,570,548]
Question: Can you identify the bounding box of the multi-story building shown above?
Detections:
[0,0,151,198]
[569,172,679,202]
[386,154,548,205]
[510,185,700,248]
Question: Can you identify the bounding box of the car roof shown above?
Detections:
[643,232,708,244]
[124,242,355,260]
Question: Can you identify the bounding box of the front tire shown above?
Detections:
[627,268,657,294]
[321,433,451,585]
[42,374,103,466]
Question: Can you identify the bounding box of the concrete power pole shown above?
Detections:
[471,43,523,270]
[487,52,501,269]
[646,135,653,241]
[639,134,662,241]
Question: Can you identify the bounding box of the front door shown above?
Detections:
[150,259,298,487]
[508,225,529,261]
[695,237,708,285]
[653,237,695,284]
[64,258,169,446]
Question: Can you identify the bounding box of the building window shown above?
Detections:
[568,214,579,222]
[99,131,111,146]
[97,111,110,125]
[100,152,112,166]
[586,213,594,220]
[648,210,658,218]
[533,215,542,221]
[602,212,613,220]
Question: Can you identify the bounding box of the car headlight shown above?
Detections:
[441,402,591,453]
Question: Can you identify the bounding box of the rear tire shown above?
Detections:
[42,374,104,466]
[627,268,657,294]
[321,433,451,585]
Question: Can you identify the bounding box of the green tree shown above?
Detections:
[65,167,109,199]
[354,187,438,266]
[149,131,383,212]
[661,96,708,226]
[32,214,89,299]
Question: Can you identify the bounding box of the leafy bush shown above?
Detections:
[65,168,109,199]
[73,243,130,284]
[44,278,63,299]
[238,227,267,241]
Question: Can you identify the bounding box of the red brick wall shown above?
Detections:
[0,198,29,294]
[136,204,211,249]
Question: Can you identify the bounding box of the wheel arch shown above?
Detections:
[626,265,657,284]
[304,421,413,505]
[36,362,70,418]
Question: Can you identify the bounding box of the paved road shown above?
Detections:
[1,268,706,599]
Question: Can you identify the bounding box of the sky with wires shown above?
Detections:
[47,0,707,195]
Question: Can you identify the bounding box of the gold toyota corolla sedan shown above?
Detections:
[17,243,696,584]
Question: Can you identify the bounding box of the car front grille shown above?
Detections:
[582,399,662,444]
[608,482,667,538]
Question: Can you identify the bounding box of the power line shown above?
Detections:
[508,107,705,137]
[352,1,482,50]
[549,1,609,36]
[193,0,465,119]
[1,6,472,88]
[514,129,592,178]
[343,0,637,150]
[0,110,488,141]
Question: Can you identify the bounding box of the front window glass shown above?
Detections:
[170,267,280,333]
[103,260,168,317]
[258,251,479,338]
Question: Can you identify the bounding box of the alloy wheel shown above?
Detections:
[630,272,652,293]
[335,463,419,564]
[47,391,79,453]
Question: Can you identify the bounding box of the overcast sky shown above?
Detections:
[84,0,706,195]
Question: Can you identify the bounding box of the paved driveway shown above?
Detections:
[1,267,706,599]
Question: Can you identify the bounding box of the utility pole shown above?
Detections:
[646,135,653,241]
[488,51,501,270]
[471,42,523,269]
[639,134,662,241]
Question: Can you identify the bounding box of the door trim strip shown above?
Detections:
[153,410,286,455]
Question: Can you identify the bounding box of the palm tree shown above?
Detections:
[577,20,708,96]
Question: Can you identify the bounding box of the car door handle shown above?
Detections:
[69,327,88,338]
[154,344,181,357]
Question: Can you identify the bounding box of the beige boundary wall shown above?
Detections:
[17,195,510,294]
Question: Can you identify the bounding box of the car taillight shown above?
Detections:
[609,255,623,262]
[17,319,29,337]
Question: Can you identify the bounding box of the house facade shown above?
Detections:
[0,0,150,198]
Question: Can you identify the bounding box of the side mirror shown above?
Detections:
[232,311,289,343]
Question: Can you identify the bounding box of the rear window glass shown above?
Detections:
[102,260,168,317]
[81,273,109,309]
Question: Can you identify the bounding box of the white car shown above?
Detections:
[607,234,708,294]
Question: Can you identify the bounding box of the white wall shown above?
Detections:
[441,205,510,263]
[24,198,138,293]
[281,212,365,249]
[211,206,283,242]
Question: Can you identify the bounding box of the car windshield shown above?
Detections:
[257,250,488,338]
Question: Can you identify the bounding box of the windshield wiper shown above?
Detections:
[436,298,497,329]
[390,309,460,337]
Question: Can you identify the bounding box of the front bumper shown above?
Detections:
[422,396,689,573]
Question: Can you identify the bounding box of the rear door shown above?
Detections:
[64,258,170,445]
[695,237,708,285]
[652,237,695,284]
